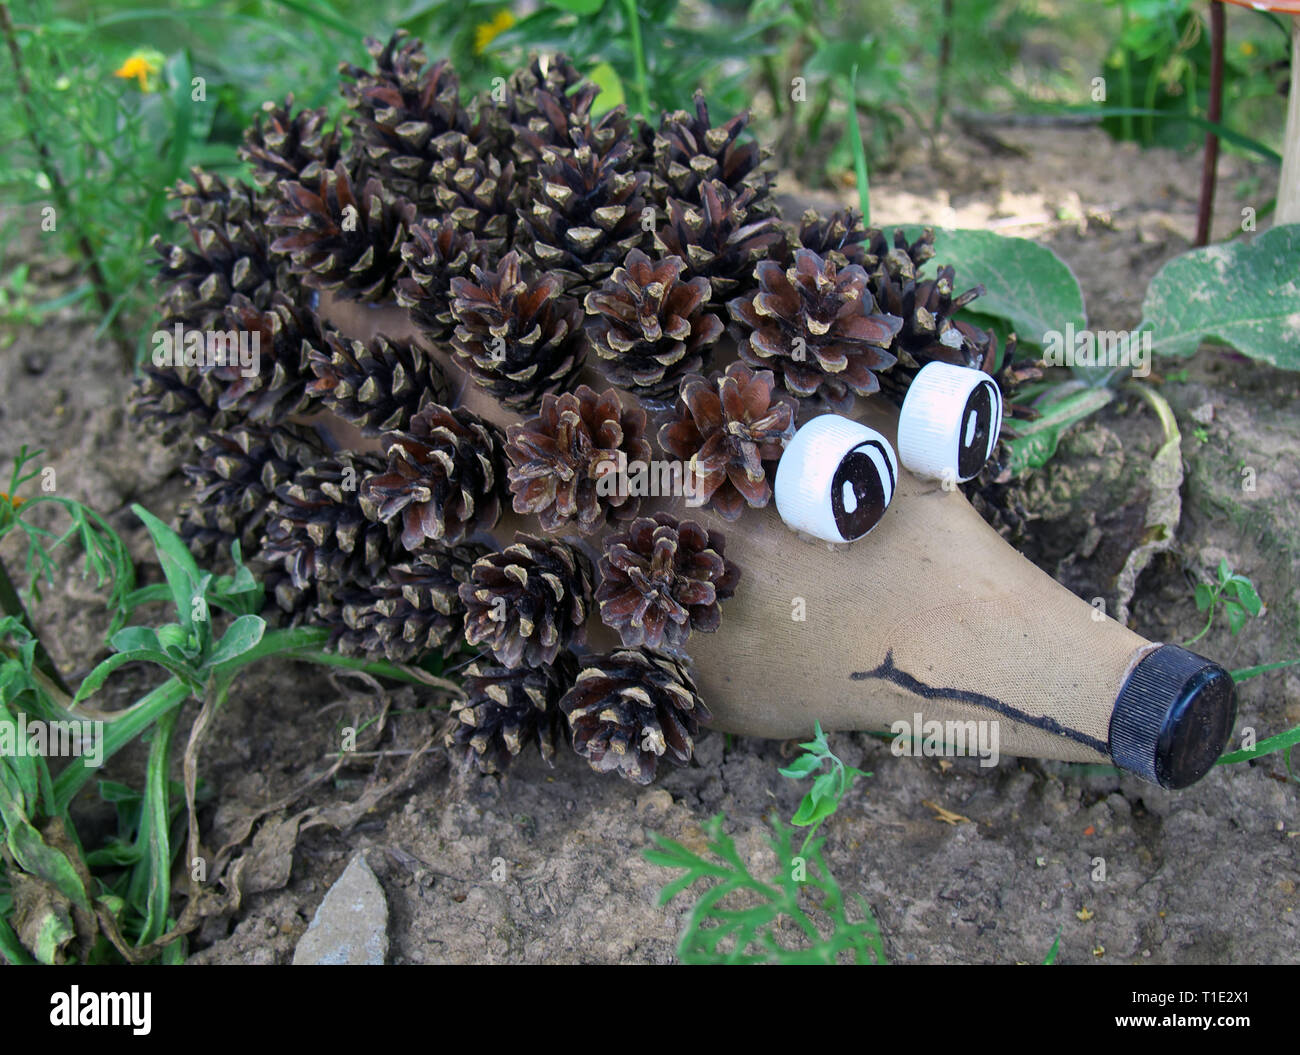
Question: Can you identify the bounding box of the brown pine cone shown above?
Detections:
[324,543,485,662]
[359,403,505,550]
[240,95,341,191]
[459,534,595,668]
[166,168,260,227]
[583,249,723,398]
[796,207,870,269]
[339,31,469,208]
[595,512,739,653]
[657,361,795,521]
[307,330,449,435]
[268,161,415,303]
[561,648,709,784]
[396,217,485,343]
[644,91,773,212]
[426,130,523,256]
[447,653,577,774]
[504,385,651,535]
[180,423,322,564]
[469,53,592,160]
[728,248,902,412]
[449,250,587,412]
[261,451,398,589]
[653,180,787,308]
[214,292,331,424]
[515,134,649,296]
[131,358,228,441]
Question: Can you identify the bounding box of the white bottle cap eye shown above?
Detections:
[774,415,898,543]
[897,361,1003,484]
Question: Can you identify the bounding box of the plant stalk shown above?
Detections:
[621,0,652,117]
[0,2,129,365]
[1196,1,1226,246]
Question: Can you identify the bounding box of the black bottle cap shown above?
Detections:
[1108,644,1236,789]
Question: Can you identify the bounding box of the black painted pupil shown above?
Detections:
[831,447,888,541]
[958,383,996,479]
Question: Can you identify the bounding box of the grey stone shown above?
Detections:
[293,853,389,965]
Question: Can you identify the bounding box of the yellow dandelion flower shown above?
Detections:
[113,51,163,92]
[1240,41,1256,57]
[474,10,515,55]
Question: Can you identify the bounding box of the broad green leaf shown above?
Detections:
[206,614,267,669]
[1224,601,1247,636]
[587,61,625,116]
[72,649,192,705]
[132,505,203,629]
[899,226,1087,345]
[1194,583,1215,612]
[1229,580,1263,616]
[111,626,161,654]
[777,754,822,779]
[1139,225,1300,366]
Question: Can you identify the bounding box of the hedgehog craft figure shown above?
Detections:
[135,35,1236,791]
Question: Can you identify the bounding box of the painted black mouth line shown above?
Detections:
[851,649,1109,756]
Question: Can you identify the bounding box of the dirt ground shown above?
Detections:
[2,122,1297,965]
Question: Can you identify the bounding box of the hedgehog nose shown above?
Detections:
[1108,645,1237,789]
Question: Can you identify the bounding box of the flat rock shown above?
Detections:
[293,853,389,966]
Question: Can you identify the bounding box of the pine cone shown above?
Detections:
[645,91,773,212]
[262,451,399,589]
[796,207,870,269]
[240,96,341,191]
[307,330,449,435]
[324,543,485,662]
[268,160,415,303]
[459,534,595,668]
[653,180,787,308]
[130,360,228,441]
[213,292,331,424]
[504,385,651,534]
[339,31,469,207]
[864,225,937,277]
[167,168,260,227]
[469,53,592,159]
[561,648,709,784]
[426,130,524,256]
[583,249,723,398]
[359,404,505,550]
[179,424,322,564]
[396,217,485,343]
[595,512,739,653]
[448,250,587,412]
[515,133,649,296]
[870,240,993,404]
[728,248,901,412]
[151,209,289,331]
[447,653,577,774]
[657,361,795,521]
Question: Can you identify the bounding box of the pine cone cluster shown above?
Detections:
[658,361,795,520]
[561,648,708,784]
[447,654,576,774]
[459,534,595,668]
[504,385,651,534]
[729,248,902,411]
[645,91,773,210]
[449,250,587,411]
[583,249,722,398]
[359,403,505,549]
[595,513,739,653]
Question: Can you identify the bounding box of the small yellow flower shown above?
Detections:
[113,51,163,92]
[0,492,24,511]
[1240,41,1256,57]
[474,10,515,55]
